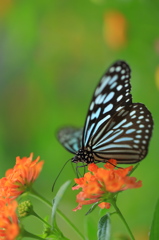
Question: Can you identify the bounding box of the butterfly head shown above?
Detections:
[72,148,94,164]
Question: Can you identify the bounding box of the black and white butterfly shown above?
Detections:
[57,61,153,165]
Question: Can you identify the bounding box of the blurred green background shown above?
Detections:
[0,0,159,239]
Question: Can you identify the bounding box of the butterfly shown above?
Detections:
[57,61,153,165]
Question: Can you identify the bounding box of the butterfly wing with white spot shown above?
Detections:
[83,61,132,147]
[57,127,83,154]
[91,103,153,163]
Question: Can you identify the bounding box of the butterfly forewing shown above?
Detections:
[83,61,132,147]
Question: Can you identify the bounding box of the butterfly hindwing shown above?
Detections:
[57,127,83,154]
[91,103,153,163]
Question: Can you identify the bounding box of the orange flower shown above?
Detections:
[0,153,44,200]
[0,201,20,240]
[72,159,142,211]
[103,11,127,49]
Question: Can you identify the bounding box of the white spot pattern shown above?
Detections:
[103,103,113,114]
[109,67,115,72]
[117,85,123,91]
[95,94,106,104]
[91,108,101,120]
[117,95,123,102]
[130,110,136,116]
[109,75,118,85]
[90,101,94,111]
[116,66,121,72]
[95,76,110,96]
[110,82,117,89]
[103,92,115,103]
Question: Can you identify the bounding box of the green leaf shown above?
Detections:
[97,213,111,240]
[51,180,71,227]
[84,213,98,240]
[85,201,99,215]
[150,199,159,240]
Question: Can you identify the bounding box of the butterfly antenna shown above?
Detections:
[71,161,76,175]
[52,158,72,192]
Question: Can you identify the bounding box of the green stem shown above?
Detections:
[32,211,51,227]
[29,188,85,240]
[111,199,135,240]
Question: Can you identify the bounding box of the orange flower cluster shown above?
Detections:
[0,201,19,240]
[0,153,44,200]
[72,159,142,211]
[0,153,44,239]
